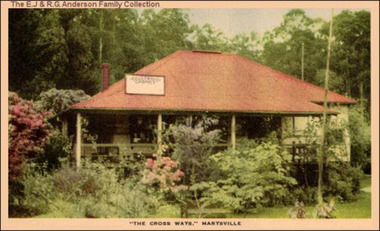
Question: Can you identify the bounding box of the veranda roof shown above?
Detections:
[72,50,356,115]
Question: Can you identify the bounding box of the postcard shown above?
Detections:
[1,1,379,230]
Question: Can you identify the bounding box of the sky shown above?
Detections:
[187,8,368,38]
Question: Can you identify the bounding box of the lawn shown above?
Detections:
[186,174,371,219]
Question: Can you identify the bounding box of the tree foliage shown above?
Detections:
[261,9,326,83]
[141,9,193,63]
[330,10,371,112]
[191,24,229,52]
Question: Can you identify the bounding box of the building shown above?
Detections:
[67,50,356,167]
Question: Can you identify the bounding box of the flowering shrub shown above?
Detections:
[163,121,221,185]
[8,92,51,182]
[35,88,90,115]
[142,155,186,193]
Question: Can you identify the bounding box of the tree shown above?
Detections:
[9,9,100,98]
[228,32,261,61]
[57,9,99,95]
[9,9,65,99]
[328,10,370,115]
[83,9,146,83]
[317,9,334,206]
[261,9,326,84]
[191,24,229,52]
[141,9,193,63]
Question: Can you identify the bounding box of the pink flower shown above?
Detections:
[12,104,22,114]
[146,158,155,168]
[168,160,178,168]
[162,157,170,164]
[176,170,184,177]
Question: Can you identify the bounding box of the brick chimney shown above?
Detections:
[102,63,110,91]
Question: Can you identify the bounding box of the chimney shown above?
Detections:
[102,63,110,91]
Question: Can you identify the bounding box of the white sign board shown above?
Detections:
[125,74,165,95]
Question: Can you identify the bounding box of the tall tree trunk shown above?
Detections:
[98,10,104,65]
[345,70,351,97]
[359,81,364,120]
[317,9,334,206]
[301,42,304,81]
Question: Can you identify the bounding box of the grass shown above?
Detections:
[187,174,371,219]
[187,194,371,219]
[334,191,371,218]
[360,174,371,192]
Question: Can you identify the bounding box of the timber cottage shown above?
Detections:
[66,50,356,167]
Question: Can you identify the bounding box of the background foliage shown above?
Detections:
[9,9,371,117]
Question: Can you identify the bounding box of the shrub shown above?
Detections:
[323,161,363,202]
[142,155,186,193]
[8,92,52,215]
[290,187,318,205]
[35,88,90,115]
[287,161,362,204]
[8,92,51,183]
[14,160,162,218]
[348,106,371,173]
[196,137,297,213]
[160,119,221,217]
[12,163,56,217]
[35,130,71,173]
[141,154,189,217]
[117,150,146,178]
[53,165,100,198]
[163,119,221,185]
[287,117,363,204]
[82,181,160,218]
[42,199,84,218]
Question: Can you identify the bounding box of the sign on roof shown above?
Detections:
[125,74,165,95]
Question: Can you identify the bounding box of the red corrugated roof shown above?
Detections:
[72,50,356,114]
